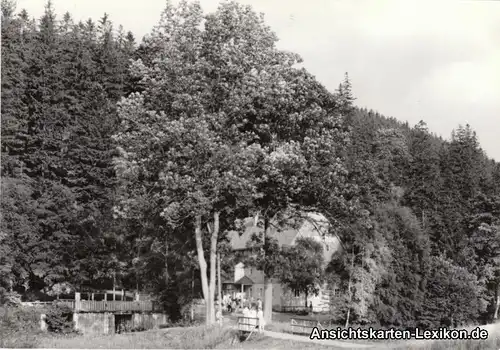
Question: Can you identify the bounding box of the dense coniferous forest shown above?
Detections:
[1,0,500,328]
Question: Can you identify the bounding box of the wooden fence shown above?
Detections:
[291,317,324,335]
[49,300,157,313]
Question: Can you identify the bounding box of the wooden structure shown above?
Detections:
[40,292,160,313]
[56,300,156,313]
[290,317,324,335]
[238,316,259,340]
[281,305,308,313]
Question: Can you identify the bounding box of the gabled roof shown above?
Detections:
[227,212,330,250]
[228,216,302,250]
[234,276,254,285]
[227,212,341,265]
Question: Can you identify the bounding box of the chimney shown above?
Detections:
[254,212,259,226]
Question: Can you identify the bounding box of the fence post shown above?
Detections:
[75,292,81,312]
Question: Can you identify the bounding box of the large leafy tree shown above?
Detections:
[278,237,325,307]
[113,0,353,324]
[421,256,483,328]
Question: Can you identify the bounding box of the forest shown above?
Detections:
[1,0,500,330]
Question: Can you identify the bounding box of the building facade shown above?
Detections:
[224,212,341,312]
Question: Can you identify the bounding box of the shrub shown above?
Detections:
[173,325,236,349]
[130,325,146,332]
[0,306,43,348]
[296,309,309,316]
[44,303,75,334]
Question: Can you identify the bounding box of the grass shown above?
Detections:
[10,322,500,349]
[234,333,350,349]
[38,327,355,349]
[5,306,500,349]
[0,305,47,348]
[40,325,236,349]
[387,336,500,350]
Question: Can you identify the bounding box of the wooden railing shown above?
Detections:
[51,300,157,313]
[238,317,260,341]
[281,305,308,313]
[291,317,324,335]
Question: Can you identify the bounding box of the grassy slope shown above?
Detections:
[4,306,500,349]
[38,326,343,349]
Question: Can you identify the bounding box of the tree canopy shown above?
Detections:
[2,0,500,329]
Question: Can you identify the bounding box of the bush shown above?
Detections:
[130,325,146,332]
[296,309,309,316]
[44,303,75,334]
[0,290,22,306]
[0,306,43,348]
[171,325,236,349]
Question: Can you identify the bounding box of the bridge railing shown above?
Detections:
[26,300,160,313]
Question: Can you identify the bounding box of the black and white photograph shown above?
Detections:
[1,0,499,348]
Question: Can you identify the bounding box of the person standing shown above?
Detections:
[248,304,258,330]
[242,303,250,317]
[216,306,223,326]
[257,306,265,333]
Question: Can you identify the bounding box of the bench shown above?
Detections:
[237,317,259,340]
[290,317,324,335]
[281,305,309,313]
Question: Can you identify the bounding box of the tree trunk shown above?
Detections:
[263,216,273,323]
[194,215,210,325]
[136,235,140,295]
[208,212,220,324]
[191,270,195,321]
[345,308,351,328]
[217,252,222,320]
[345,250,354,328]
[264,278,273,323]
[494,282,500,320]
[305,291,308,308]
[165,237,169,285]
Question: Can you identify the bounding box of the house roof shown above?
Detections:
[234,276,254,285]
[227,212,341,265]
[227,212,330,250]
[228,217,301,250]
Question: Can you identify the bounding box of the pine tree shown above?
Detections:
[403,121,441,235]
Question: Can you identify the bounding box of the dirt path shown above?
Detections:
[143,318,500,349]
[243,322,500,349]
[260,329,374,348]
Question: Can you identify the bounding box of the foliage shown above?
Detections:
[45,303,75,334]
[278,237,325,306]
[2,0,500,331]
[1,0,136,294]
[419,256,484,328]
[0,306,43,348]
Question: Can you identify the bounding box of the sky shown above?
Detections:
[17,0,500,161]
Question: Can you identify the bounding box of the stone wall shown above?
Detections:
[72,312,168,335]
[73,312,115,335]
[132,313,168,330]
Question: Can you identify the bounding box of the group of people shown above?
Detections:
[222,295,257,314]
[214,298,265,332]
[242,298,265,332]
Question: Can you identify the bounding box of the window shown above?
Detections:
[294,290,300,297]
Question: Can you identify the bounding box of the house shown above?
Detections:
[223,212,341,312]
